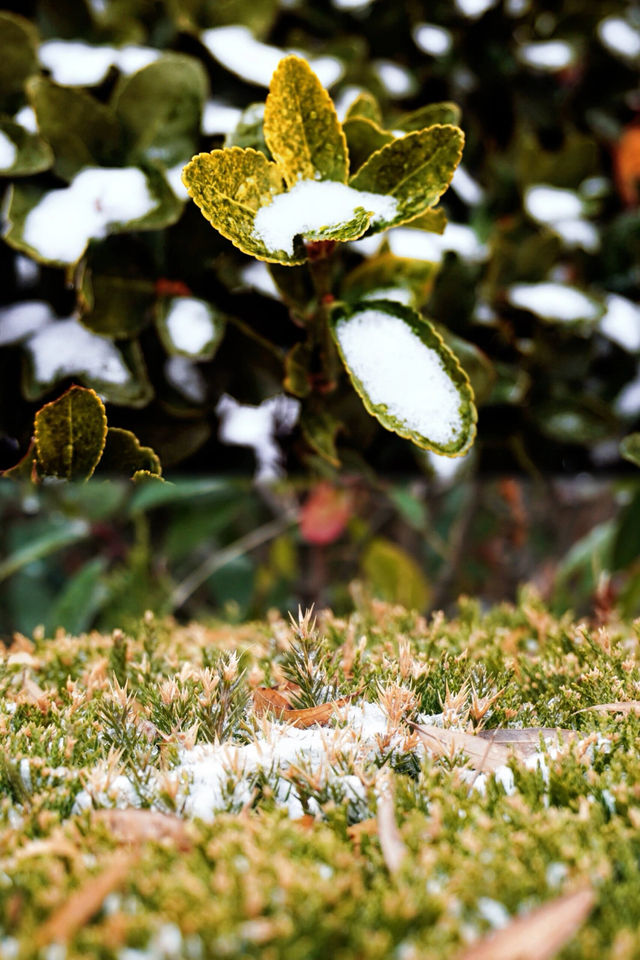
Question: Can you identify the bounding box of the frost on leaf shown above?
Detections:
[331,300,476,456]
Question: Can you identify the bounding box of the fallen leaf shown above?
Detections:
[578,702,640,715]
[455,886,594,960]
[91,809,192,851]
[413,723,512,772]
[36,850,135,947]
[286,697,353,728]
[253,687,359,727]
[253,687,291,719]
[476,727,576,759]
[376,770,406,874]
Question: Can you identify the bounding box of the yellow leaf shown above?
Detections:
[263,55,348,187]
[182,147,305,264]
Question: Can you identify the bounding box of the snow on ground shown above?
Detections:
[354,224,488,263]
[26,317,132,387]
[164,297,219,356]
[217,394,300,481]
[201,25,343,88]
[253,180,397,257]
[506,282,601,323]
[335,307,466,446]
[597,16,640,61]
[38,40,159,86]
[599,294,640,352]
[22,167,158,264]
[413,24,453,57]
[0,131,17,171]
[164,356,207,404]
[0,301,55,345]
[517,40,575,71]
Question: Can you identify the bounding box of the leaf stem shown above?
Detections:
[305,241,339,393]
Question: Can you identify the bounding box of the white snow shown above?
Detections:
[477,898,511,930]
[165,297,218,355]
[598,16,640,60]
[361,286,413,306]
[426,447,472,486]
[355,223,488,263]
[14,106,38,133]
[616,367,640,417]
[26,317,132,386]
[241,261,280,298]
[14,255,40,288]
[455,0,498,18]
[507,283,601,322]
[599,294,640,352]
[372,61,415,97]
[0,131,17,171]
[413,24,453,57]
[201,100,243,136]
[0,301,55,345]
[517,40,575,71]
[38,40,159,86]
[165,162,190,201]
[524,184,598,251]
[525,184,583,223]
[332,0,374,9]
[217,394,300,481]
[201,26,343,89]
[22,167,157,264]
[253,179,397,257]
[451,166,485,206]
[164,355,206,404]
[335,307,465,446]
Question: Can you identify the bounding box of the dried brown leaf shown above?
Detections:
[376,771,406,874]
[347,818,378,842]
[286,698,351,728]
[413,723,512,772]
[36,851,135,947]
[252,687,291,718]
[455,886,594,960]
[579,702,640,715]
[91,809,192,851]
[476,727,576,759]
[253,687,357,727]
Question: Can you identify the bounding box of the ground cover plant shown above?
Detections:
[3,597,640,958]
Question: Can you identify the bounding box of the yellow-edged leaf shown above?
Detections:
[263,55,348,186]
[182,147,305,264]
[34,385,108,481]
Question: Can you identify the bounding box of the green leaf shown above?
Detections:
[343,117,393,174]
[437,328,496,405]
[612,490,640,570]
[345,91,383,125]
[156,296,226,359]
[45,556,109,635]
[0,13,39,113]
[300,408,341,467]
[361,537,430,611]
[182,147,306,264]
[28,77,121,181]
[342,253,439,309]
[224,103,269,155]
[77,239,157,338]
[0,515,90,584]
[397,102,462,133]
[283,342,312,398]
[34,386,108,481]
[349,125,464,230]
[331,300,476,456]
[621,434,640,469]
[409,207,448,234]
[96,427,162,477]
[0,118,53,176]
[112,54,208,168]
[263,55,348,186]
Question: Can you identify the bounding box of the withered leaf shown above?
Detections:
[91,809,192,851]
[252,687,356,727]
[413,723,512,772]
[455,886,594,960]
[36,851,135,946]
[476,727,576,759]
[253,687,292,719]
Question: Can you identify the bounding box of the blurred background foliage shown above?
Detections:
[0,0,639,632]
